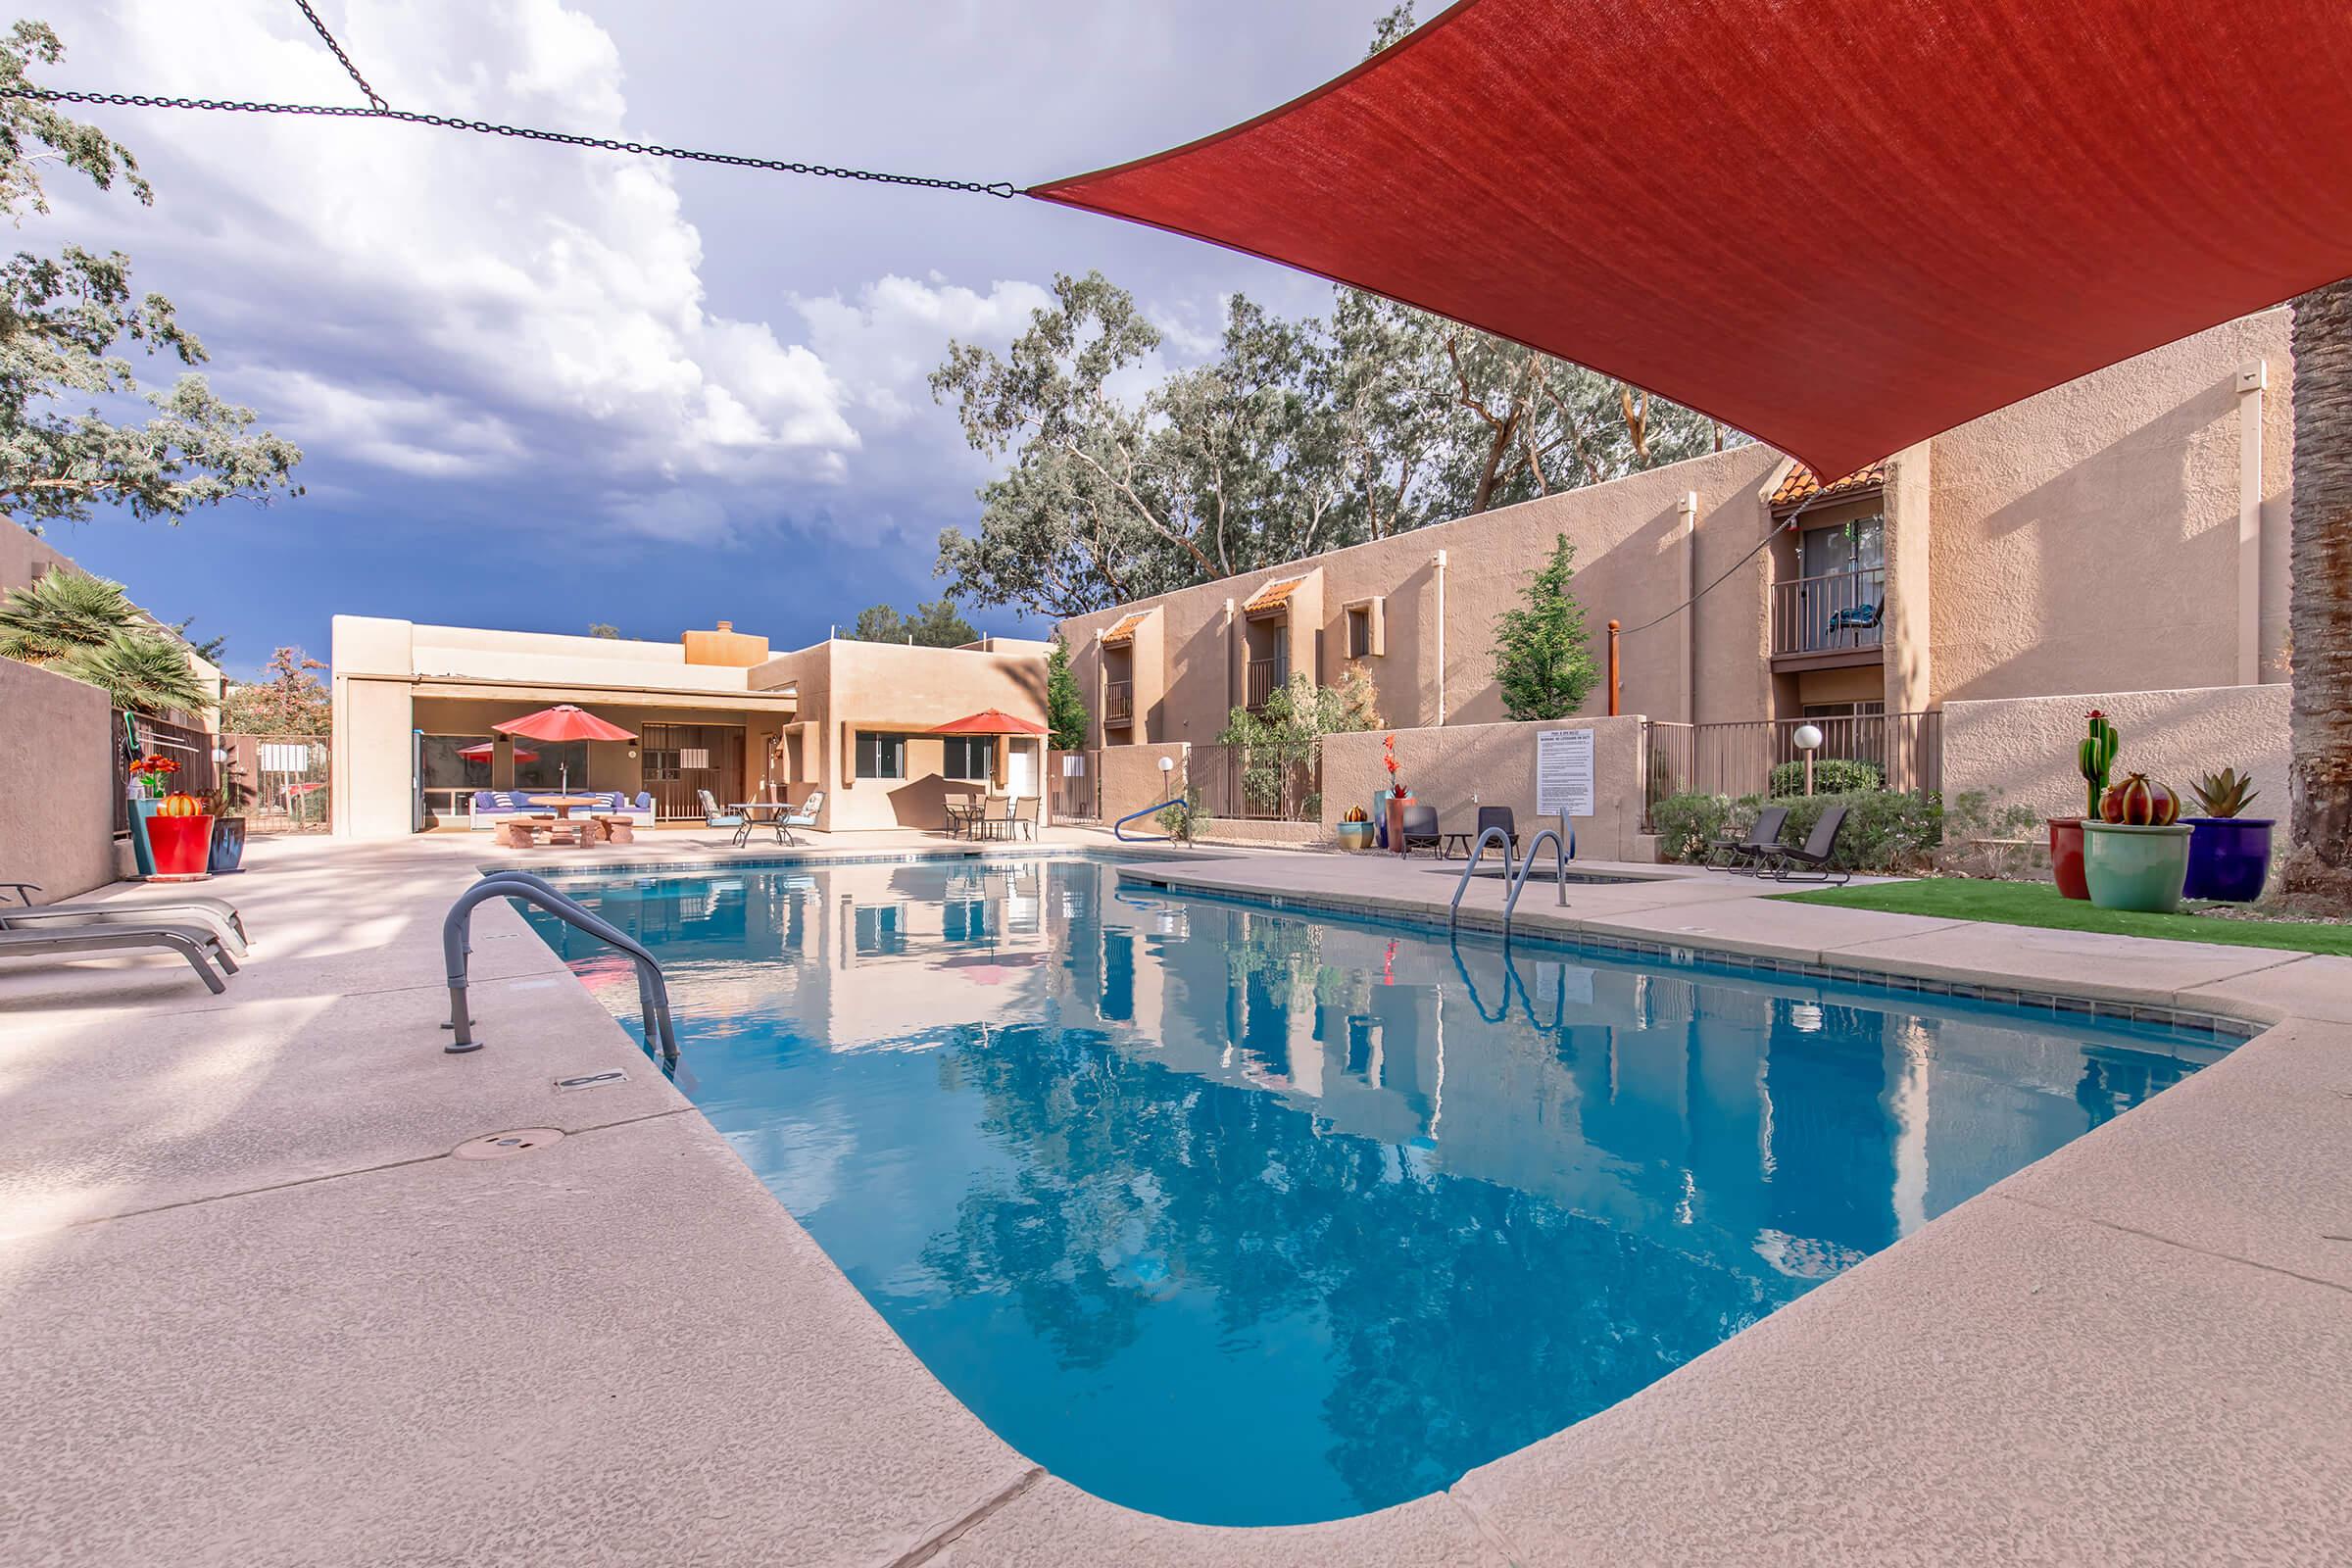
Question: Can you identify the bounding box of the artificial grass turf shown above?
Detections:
[1773,877,2352,956]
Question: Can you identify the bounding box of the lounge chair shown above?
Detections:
[0,921,238,993]
[699,789,745,829]
[1475,806,1520,857]
[1704,806,1790,872]
[1760,806,1852,884]
[1397,805,1442,857]
[0,881,250,954]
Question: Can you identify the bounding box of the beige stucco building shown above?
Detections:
[329,615,1052,839]
[1056,311,2292,758]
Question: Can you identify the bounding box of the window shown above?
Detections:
[943,736,995,782]
[1800,514,1885,577]
[1342,597,1385,659]
[855,731,906,780]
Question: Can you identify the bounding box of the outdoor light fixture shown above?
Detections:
[1792,723,1825,797]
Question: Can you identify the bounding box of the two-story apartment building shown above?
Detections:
[1057,311,2293,793]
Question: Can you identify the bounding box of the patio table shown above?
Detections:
[729,802,798,849]
[944,801,986,839]
[525,795,604,819]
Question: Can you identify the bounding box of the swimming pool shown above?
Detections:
[521,853,2231,1526]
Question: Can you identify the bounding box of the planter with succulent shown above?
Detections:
[2050,710,2117,901]
[1378,733,1414,855]
[2180,766,2272,903]
[2082,771,2189,913]
[1336,804,1375,852]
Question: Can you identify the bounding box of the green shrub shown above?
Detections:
[1937,789,2046,878]
[1154,788,1210,844]
[1650,792,1742,863]
[1768,757,1884,797]
[1653,788,1949,872]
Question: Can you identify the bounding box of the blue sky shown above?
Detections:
[48,0,1394,678]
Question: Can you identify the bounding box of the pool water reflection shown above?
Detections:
[523,856,2226,1526]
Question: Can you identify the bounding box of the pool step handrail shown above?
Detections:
[1114,797,1186,843]
[1501,816,1576,944]
[441,870,677,1062]
[1448,826,1517,930]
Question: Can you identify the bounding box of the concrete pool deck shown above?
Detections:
[3,833,2348,1564]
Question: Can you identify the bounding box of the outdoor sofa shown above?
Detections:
[468,790,656,831]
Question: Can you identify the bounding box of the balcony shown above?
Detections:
[1246,657,1286,712]
[1105,679,1134,724]
[1771,567,1886,668]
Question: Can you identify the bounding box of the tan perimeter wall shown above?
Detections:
[1323,717,1650,861]
[1940,685,2289,823]
[2,660,120,900]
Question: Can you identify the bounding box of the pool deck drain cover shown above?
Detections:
[454,1128,564,1160]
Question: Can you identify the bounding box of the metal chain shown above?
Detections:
[292,0,387,112]
[2,85,1020,198]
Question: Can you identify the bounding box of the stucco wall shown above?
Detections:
[1322,716,1650,861]
[2,659,122,900]
[1926,310,2292,702]
[1940,685,2289,823]
[1100,743,1190,831]
[822,641,1050,832]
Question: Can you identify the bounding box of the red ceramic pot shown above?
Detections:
[145,813,216,881]
[2047,816,2088,901]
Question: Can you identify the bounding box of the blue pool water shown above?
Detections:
[521,854,2229,1526]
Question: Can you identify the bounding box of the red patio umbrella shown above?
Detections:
[457,741,537,762]
[492,705,637,794]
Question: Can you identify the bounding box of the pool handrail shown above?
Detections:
[1113,797,1186,843]
[1502,818,1575,944]
[1448,826,1516,930]
[441,870,677,1062]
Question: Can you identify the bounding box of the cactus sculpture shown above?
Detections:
[2101,772,2181,826]
[2078,710,2120,819]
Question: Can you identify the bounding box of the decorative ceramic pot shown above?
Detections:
[145,812,216,882]
[1385,794,1414,856]
[129,796,162,878]
[208,815,248,873]
[1336,820,1375,853]
[2046,816,2088,901]
[2181,816,2273,904]
[2082,821,2191,913]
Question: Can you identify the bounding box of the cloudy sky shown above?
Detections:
[43,0,1395,675]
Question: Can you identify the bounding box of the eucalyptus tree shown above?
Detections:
[0,22,302,531]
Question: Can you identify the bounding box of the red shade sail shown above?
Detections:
[934,710,1050,737]
[1032,0,2352,480]
[492,704,637,744]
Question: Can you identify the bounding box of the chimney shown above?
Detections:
[681,620,769,667]
[716,619,733,633]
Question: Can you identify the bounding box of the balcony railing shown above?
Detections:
[1772,566,1886,657]
[1246,657,1286,711]
[1105,679,1134,723]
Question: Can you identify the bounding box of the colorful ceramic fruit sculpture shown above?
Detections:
[1342,805,1370,824]
[2100,772,2180,826]
[159,792,205,818]
[2077,710,2120,819]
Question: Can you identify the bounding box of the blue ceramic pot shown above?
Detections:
[2182,817,2272,903]
[208,815,248,874]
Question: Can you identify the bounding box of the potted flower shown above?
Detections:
[2181,766,2272,903]
[2082,772,2190,912]
[1336,805,1375,853]
[125,753,181,879]
[1379,734,1414,855]
[144,788,217,881]
[2050,710,2115,901]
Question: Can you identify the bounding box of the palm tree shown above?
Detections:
[0,565,207,716]
[2285,280,2352,904]
[0,566,143,662]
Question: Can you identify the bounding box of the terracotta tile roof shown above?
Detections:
[1772,460,1887,511]
[1100,611,1150,645]
[1245,575,1307,613]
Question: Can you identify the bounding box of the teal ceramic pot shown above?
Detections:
[1335,821,1375,853]
[129,796,161,878]
[2082,822,2192,913]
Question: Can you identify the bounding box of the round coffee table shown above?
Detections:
[524,795,603,818]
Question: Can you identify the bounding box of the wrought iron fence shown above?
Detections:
[1049,748,1101,822]
[116,710,221,833]
[221,731,332,833]
[1191,741,1317,821]
[1643,710,1942,827]
[1771,566,1886,656]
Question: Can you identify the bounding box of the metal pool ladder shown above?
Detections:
[441,869,678,1063]
[1449,812,1577,944]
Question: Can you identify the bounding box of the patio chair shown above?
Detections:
[699,789,744,829]
[1759,805,1853,885]
[1013,795,1041,841]
[2,881,250,950]
[1398,805,1442,857]
[1703,805,1789,872]
[1475,806,1519,857]
[0,921,238,994]
[776,791,824,847]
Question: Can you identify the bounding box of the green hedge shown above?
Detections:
[1650,788,2030,874]
[1767,757,1884,797]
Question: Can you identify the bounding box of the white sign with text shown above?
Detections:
[1536,728,1596,817]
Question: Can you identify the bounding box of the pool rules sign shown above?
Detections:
[1536,728,1596,817]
